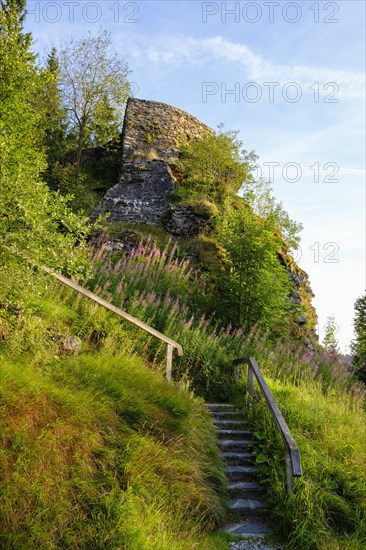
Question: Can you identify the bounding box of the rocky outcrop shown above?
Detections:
[278,250,318,338]
[92,159,175,224]
[162,205,209,236]
[92,98,213,224]
[92,97,318,341]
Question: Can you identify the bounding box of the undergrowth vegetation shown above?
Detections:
[1,3,365,548]
[1,237,365,549]
[245,375,366,550]
[236,335,366,550]
[86,236,366,549]
[0,283,229,549]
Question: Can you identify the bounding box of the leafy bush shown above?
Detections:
[0,0,89,304]
[176,129,257,202]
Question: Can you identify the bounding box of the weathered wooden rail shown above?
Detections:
[233,356,303,493]
[4,245,183,379]
[41,266,183,380]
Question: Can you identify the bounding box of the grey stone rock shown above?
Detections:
[62,335,82,355]
[92,98,213,225]
[291,291,301,304]
[162,205,207,236]
[229,538,283,550]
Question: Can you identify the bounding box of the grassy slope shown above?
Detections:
[244,375,366,550]
[1,238,366,549]
[0,288,229,550]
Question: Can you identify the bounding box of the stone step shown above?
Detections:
[228,498,265,513]
[216,429,253,438]
[224,520,272,536]
[227,481,265,498]
[227,480,263,492]
[218,439,254,451]
[207,400,273,540]
[225,465,257,480]
[222,452,255,465]
[216,427,252,437]
[206,403,238,409]
[213,418,250,427]
[211,411,245,417]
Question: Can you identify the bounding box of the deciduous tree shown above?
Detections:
[58,31,130,171]
[177,128,257,202]
[215,204,295,337]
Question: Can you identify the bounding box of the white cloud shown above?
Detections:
[140,35,365,99]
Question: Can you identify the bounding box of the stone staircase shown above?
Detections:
[207,403,272,538]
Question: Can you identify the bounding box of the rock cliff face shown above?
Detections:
[93,97,317,339]
[92,98,213,224]
[278,250,318,341]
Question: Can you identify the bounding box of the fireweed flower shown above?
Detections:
[184,316,194,330]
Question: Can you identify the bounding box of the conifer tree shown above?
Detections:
[323,316,340,354]
[351,294,366,383]
[0,0,88,299]
[42,47,69,178]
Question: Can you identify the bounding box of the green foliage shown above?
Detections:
[241,177,303,251]
[0,352,227,549]
[1,230,365,549]
[2,10,363,549]
[88,237,247,396]
[0,0,89,299]
[0,282,227,549]
[40,47,69,176]
[177,129,257,202]
[323,316,340,355]
[351,294,366,383]
[174,126,304,338]
[244,375,366,550]
[214,203,296,337]
[176,126,302,255]
[57,30,130,171]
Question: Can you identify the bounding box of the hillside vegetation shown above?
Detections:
[0,282,229,550]
[1,2,365,549]
[1,238,365,549]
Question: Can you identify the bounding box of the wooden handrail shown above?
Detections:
[3,245,183,379]
[233,356,303,493]
[41,266,183,380]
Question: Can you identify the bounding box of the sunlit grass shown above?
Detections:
[0,351,227,549]
[244,374,366,550]
[1,235,365,549]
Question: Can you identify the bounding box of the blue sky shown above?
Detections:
[25,0,365,351]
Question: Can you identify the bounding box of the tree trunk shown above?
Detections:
[75,120,86,173]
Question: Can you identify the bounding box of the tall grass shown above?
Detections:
[87,236,365,401]
[0,349,228,549]
[87,236,252,398]
[0,270,231,549]
[243,374,366,550]
[2,235,365,549]
[85,236,366,548]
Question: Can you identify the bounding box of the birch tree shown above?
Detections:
[58,31,130,171]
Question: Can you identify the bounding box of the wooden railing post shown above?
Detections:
[232,356,303,494]
[248,363,254,395]
[166,344,173,382]
[285,452,295,493]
